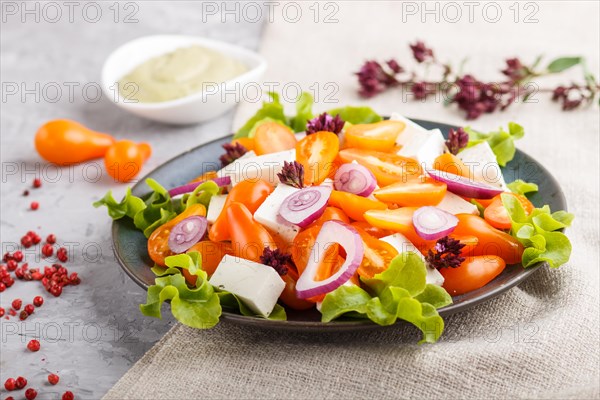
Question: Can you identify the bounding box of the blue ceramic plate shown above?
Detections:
[111,119,567,331]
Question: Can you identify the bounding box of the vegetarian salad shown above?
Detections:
[95,92,573,343]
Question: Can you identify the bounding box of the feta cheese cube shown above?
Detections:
[395,127,446,170]
[254,184,300,246]
[209,255,285,317]
[206,194,227,224]
[435,192,479,215]
[217,149,296,187]
[458,142,507,189]
[389,113,428,142]
[380,233,444,286]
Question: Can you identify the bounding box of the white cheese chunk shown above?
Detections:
[435,192,479,215]
[396,127,446,170]
[209,255,285,317]
[206,194,227,224]
[390,113,428,142]
[380,233,444,286]
[457,142,507,189]
[254,184,300,246]
[217,149,295,187]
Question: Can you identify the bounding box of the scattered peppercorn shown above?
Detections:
[57,248,68,262]
[11,299,22,310]
[62,391,74,400]
[24,304,35,315]
[27,339,40,352]
[21,235,33,248]
[0,307,4,317]
[46,234,56,244]
[19,310,29,320]
[15,376,27,389]
[33,296,44,307]
[41,244,54,257]
[47,374,59,385]
[4,378,17,391]
[7,259,17,271]
[23,189,30,196]
[30,202,39,210]
[12,251,23,262]
[33,178,42,188]
[25,388,37,400]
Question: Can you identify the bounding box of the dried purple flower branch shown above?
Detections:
[425,236,466,270]
[356,41,600,119]
[306,112,345,135]
[277,161,305,188]
[260,247,292,276]
[219,142,248,167]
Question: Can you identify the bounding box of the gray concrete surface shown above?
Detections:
[1,2,263,398]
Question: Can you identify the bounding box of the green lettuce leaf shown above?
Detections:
[321,252,450,343]
[464,122,524,166]
[501,194,574,268]
[326,106,382,124]
[92,187,145,219]
[289,92,314,132]
[140,252,221,329]
[507,179,539,195]
[182,181,219,210]
[234,92,287,138]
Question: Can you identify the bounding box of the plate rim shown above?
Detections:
[111,118,566,330]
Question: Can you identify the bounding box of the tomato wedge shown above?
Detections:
[453,214,524,264]
[226,202,276,262]
[209,179,273,242]
[231,137,255,152]
[338,148,422,187]
[279,267,314,310]
[355,227,399,279]
[147,204,207,267]
[432,153,469,177]
[440,255,506,295]
[363,207,433,252]
[253,121,297,155]
[484,193,534,230]
[373,178,447,206]
[296,131,340,185]
[182,241,234,285]
[350,221,393,238]
[344,120,405,152]
[328,190,387,222]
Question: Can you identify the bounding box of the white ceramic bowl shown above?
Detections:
[101,35,267,125]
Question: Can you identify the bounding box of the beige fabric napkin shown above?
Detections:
[105,2,599,398]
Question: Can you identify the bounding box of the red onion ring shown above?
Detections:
[426,169,503,199]
[412,206,458,241]
[279,186,332,228]
[296,220,364,299]
[334,163,377,197]
[168,177,231,197]
[168,216,207,253]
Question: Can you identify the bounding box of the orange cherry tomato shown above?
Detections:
[296,131,340,185]
[104,140,152,183]
[291,225,341,275]
[373,178,447,206]
[453,214,524,264]
[253,121,297,155]
[181,241,234,285]
[147,204,207,267]
[350,221,393,238]
[306,206,350,228]
[363,207,433,252]
[279,267,315,310]
[440,255,506,295]
[344,120,405,152]
[328,190,387,222]
[189,170,218,184]
[231,137,255,152]
[226,202,276,262]
[209,179,273,242]
[355,227,399,279]
[484,193,534,230]
[338,148,422,187]
[35,119,116,165]
[432,153,470,177]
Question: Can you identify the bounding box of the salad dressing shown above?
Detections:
[118,45,247,103]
